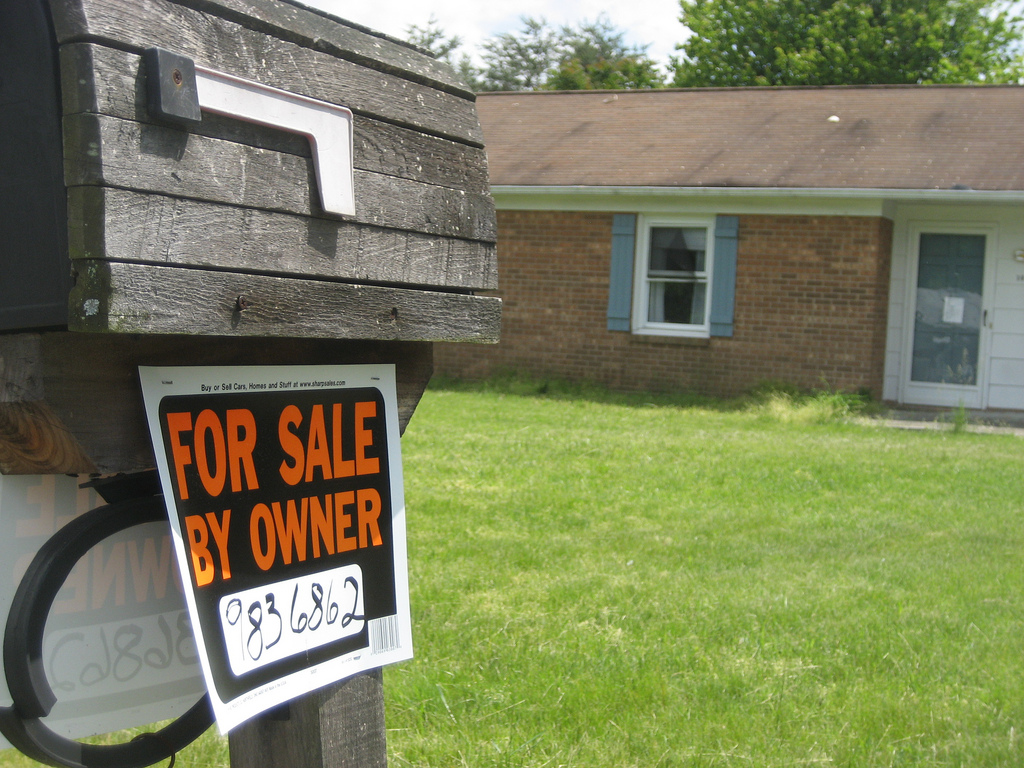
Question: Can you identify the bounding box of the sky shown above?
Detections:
[295,0,688,71]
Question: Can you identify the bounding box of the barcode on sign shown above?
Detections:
[368,615,401,655]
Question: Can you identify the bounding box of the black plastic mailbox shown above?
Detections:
[0,1,70,331]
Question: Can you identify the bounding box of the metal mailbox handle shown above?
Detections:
[144,48,355,217]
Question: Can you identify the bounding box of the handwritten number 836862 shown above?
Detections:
[220,568,364,675]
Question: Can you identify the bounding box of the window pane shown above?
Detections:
[649,227,706,274]
[648,281,706,325]
[911,233,984,385]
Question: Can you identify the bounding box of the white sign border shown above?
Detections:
[139,364,412,733]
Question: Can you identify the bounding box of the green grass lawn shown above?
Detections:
[2,381,1022,767]
[385,381,1024,767]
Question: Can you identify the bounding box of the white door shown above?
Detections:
[902,230,990,409]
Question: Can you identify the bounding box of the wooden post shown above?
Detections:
[229,672,386,768]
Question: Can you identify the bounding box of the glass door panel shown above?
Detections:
[910,233,985,386]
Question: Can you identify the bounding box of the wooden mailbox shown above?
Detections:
[0,0,499,477]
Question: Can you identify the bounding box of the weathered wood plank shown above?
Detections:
[229,671,385,768]
[67,188,497,290]
[0,332,433,474]
[64,112,313,212]
[354,119,491,198]
[0,401,97,475]
[0,336,92,474]
[176,0,470,97]
[60,44,492,195]
[69,260,503,342]
[63,113,497,242]
[47,0,484,145]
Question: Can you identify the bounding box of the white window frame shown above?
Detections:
[631,214,715,338]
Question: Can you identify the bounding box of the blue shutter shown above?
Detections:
[710,215,739,337]
[607,214,636,331]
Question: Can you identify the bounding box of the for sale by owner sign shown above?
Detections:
[139,365,412,732]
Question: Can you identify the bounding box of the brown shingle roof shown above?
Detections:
[477,86,1024,192]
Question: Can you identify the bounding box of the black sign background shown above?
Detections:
[156,386,396,702]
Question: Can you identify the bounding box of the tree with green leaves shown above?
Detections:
[545,17,665,90]
[478,17,561,91]
[407,15,665,92]
[673,0,1024,87]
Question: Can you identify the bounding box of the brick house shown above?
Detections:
[436,87,1024,411]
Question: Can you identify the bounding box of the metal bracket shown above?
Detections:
[144,48,355,216]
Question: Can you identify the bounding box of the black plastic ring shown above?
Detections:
[0,488,213,768]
